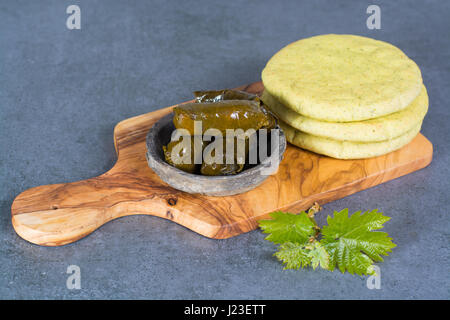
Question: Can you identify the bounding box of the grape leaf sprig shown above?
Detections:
[259,207,396,275]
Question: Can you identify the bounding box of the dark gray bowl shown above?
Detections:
[145,113,286,196]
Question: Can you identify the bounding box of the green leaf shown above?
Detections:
[307,242,330,270]
[274,242,312,270]
[274,241,330,270]
[259,211,316,244]
[321,208,396,275]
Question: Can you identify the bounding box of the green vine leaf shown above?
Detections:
[274,242,312,270]
[307,242,330,270]
[321,209,396,275]
[259,211,316,245]
[274,241,330,270]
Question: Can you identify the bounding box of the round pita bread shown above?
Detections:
[279,120,422,159]
[262,34,423,121]
[262,85,428,142]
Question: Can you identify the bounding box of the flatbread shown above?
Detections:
[262,34,423,121]
[279,120,422,159]
[262,85,428,142]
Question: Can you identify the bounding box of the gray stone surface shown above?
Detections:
[0,0,449,299]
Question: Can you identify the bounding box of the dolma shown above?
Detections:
[200,137,248,176]
[163,137,204,174]
[193,89,277,130]
[173,100,272,135]
[163,89,278,176]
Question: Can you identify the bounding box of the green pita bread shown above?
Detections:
[262,34,423,121]
[262,85,428,142]
[279,120,422,159]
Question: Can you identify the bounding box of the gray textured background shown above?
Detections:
[1,0,449,299]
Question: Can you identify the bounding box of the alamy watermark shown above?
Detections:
[366,265,381,289]
[366,5,381,30]
[66,5,81,30]
[66,265,81,290]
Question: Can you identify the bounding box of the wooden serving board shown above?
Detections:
[11,82,433,246]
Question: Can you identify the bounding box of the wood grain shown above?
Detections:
[11,82,433,246]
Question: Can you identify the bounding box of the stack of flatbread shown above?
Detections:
[261,34,428,159]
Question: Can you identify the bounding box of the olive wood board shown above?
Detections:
[11,82,433,246]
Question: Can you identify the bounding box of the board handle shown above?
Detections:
[11,171,167,246]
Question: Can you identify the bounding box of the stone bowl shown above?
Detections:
[145,113,286,196]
